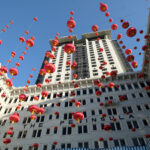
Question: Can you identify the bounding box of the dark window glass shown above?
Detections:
[116,122,121,130]
[104,141,108,148]
[137,105,141,111]
[78,143,83,148]
[138,138,145,146]
[84,142,89,148]
[62,127,66,135]
[83,89,87,94]
[133,83,139,89]
[114,140,119,146]
[107,109,112,115]
[83,125,88,133]
[143,119,148,126]
[91,110,95,115]
[78,126,82,134]
[68,127,72,134]
[132,138,139,146]
[37,130,42,137]
[112,108,117,115]
[128,106,133,113]
[94,141,99,148]
[127,121,132,129]
[133,120,139,128]
[93,124,97,130]
[120,139,126,146]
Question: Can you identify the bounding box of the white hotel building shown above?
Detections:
[0,10,150,150]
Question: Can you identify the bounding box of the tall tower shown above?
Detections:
[36,30,132,84]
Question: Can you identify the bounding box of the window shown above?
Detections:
[46,128,50,134]
[93,124,97,130]
[120,84,126,90]
[127,120,139,129]
[144,104,149,110]
[94,141,99,148]
[91,110,95,115]
[127,83,133,90]
[78,126,82,134]
[83,89,87,95]
[90,98,93,103]
[137,105,142,111]
[133,83,139,89]
[103,141,108,148]
[139,93,143,97]
[142,119,148,126]
[89,89,93,94]
[132,137,145,146]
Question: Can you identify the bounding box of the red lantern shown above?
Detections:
[55,112,59,116]
[33,17,38,21]
[44,63,55,73]
[1,93,6,98]
[64,43,75,54]
[75,101,81,108]
[26,39,34,47]
[28,105,38,114]
[102,113,106,118]
[119,41,123,44]
[45,51,55,59]
[33,143,39,148]
[131,61,137,68]
[56,103,60,107]
[33,96,39,101]
[92,25,99,32]
[120,19,124,23]
[119,95,126,102]
[100,2,108,12]
[0,66,8,74]
[99,138,104,142]
[136,38,140,42]
[107,100,113,105]
[145,134,150,138]
[73,112,84,123]
[137,73,144,78]
[108,82,115,88]
[122,45,126,49]
[9,113,20,124]
[53,141,57,145]
[96,91,102,96]
[0,40,2,45]
[52,47,56,52]
[25,30,29,34]
[66,61,71,66]
[71,61,77,70]
[41,91,48,98]
[71,123,76,128]
[110,71,117,77]
[111,24,118,30]
[113,118,117,122]
[30,115,37,120]
[117,34,122,40]
[122,21,129,29]
[39,69,46,76]
[36,107,45,115]
[94,80,99,85]
[19,56,24,60]
[131,128,136,132]
[103,61,107,65]
[6,79,13,87]
[73,74,78,79]
[99,48,103,52]
[6,130,13,136]
[11,51,16,58]
[98,82,103,88]
[142,45,148,51]
[139,30,143,34]
[126,55,134,62]
[19,94,26,101]
[9,68,18,76]
[145,85,150,91]
[74,84,79,88]
[2,29,6,32]
[125,49,132,55]
[10,21,13,24]
[19,37,25,43]
[105,12,110,17]
[70,11,74,15]
[71,91,75,96]
[67,20,76,28]
[109,18,113,23]
[104,125,112,132]
[127,27,137,37]
[70,99,76,103]
[68,35,72,40]
[45,78,50,83]
[3,138,11,145]
[109,137,113,141]
[99,102,104,107]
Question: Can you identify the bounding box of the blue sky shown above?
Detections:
[0,0,149,87]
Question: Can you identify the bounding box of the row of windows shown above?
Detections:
[2,137,146,150]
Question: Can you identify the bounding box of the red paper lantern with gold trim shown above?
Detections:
[9,68,18,76]
[67,20,76,28]
[44,63,55,73]
[26,39,34,47]
[100,2,108,12]
[73,112,84,123]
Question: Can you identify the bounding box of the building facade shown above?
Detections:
[0,10,149,150]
